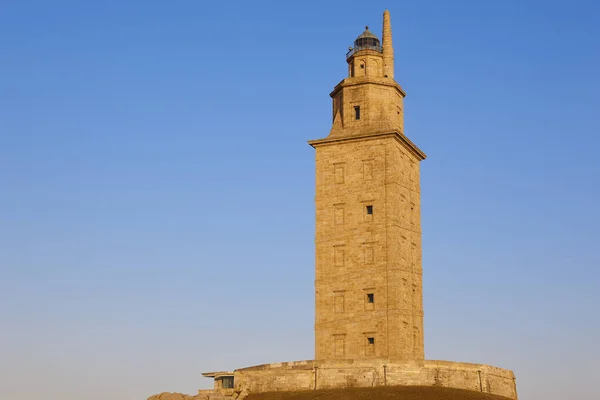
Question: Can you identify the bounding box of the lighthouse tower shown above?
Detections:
[309,10,427,361]
[189,10,518,400]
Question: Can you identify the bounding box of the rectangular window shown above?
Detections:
[363,160,373,181]
[364,204,374,223]
[364,203,374,222]
[334,246,345,267]
[334,291,345,313]
[364,289,375,311]
[221,377,234,389]
[364,245,374,264]
[366,336,375,356]
[334,163,345,184]
[354,106,360,120]
[335,335,346,357]
[334,205,344,225]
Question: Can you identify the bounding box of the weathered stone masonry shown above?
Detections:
[310,10,425,362]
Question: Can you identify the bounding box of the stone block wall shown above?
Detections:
[312,134,425,361]
[233,359,517,399]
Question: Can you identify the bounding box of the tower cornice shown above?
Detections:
[346,48,383,63]
[329,76,406,98]
[308,131,426,161]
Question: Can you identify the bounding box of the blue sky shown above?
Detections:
[1,1,599,399]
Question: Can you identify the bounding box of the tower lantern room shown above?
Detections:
[347,26,381,59]
[345,11,394,79]
[346,27,383,79]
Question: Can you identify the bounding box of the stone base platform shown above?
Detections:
[148,359,518,400]
[234,359,517,399]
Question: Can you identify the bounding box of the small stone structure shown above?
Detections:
[148,9,518,400]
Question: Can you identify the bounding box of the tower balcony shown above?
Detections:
[346,43,382,59]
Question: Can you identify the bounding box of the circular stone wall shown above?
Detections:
[234,359,517,400]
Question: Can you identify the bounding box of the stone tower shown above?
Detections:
[157,10,519,399]
[309,10,427,361]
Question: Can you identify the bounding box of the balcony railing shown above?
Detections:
[346,44,382,59]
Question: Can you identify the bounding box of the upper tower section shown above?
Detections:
[345,10,392,78]
[346,26,382,77]
[329,10,412,142]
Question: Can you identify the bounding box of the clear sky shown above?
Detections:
[1,1,599,399]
